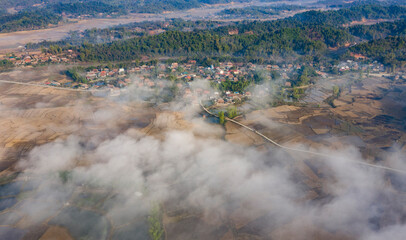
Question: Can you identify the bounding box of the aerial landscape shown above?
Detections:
[0,0,406,239]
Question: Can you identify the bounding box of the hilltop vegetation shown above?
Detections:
[317,0,406,8]
[39,4,406,63]
[1,0,240,14]
[292,4,406,25]
[349,19,406,39]
[70,27,337,62]
[9,3,406,69]
[0,0,237,32]
[0,10,61,33]
[1,1,405,34]
[350,36,406,68]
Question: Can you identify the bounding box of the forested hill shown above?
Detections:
[55,4,406,62]
[1,0,240,14]
[0,10,61,33]
[210,4,406,37]
[1,2,405,33]
[350,36,406,68]
[72,28,331,62]
[349,20,406,40]
[292,4,406,25]
[14,3,406,68]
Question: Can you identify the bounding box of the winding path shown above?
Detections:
[200,102,406,174]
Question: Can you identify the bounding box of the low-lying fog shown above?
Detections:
[0,75,405,240]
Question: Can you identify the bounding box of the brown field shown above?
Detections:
[0,66,158,172]
[0,66,405,239]
[234,74,406,159]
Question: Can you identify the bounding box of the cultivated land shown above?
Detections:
[0,65,405,239]
[0,66,157,171]
[1,2,406,239]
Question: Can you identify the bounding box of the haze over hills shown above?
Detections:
[0,1,406,240]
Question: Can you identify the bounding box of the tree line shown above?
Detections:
[350,36,406,69]
[31,4,406,69]
[0,10,61,33]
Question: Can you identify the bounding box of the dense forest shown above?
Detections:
[2,1,405,33]
[51,4,406,61]
[317,0,406,8]
[211,4,406,36]
[0,0,238,32]
[17,3,406,69]
[68,26,341,62]
[1,0,243,14]
[0,10,61,33]
[350,36,406,68]
[291,4,406,25]
[349,19,406,40]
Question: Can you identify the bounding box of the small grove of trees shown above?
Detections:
[333,85,341,98]
[291,87,305,101]
[0,59,14,69]
[325,85,341,108]
[65,68,87,83]
[350,36,406,70]
[270,70,281,80]
[148,204,164,240]
[227,106,237,119]
[218,111,225,125]
[58,170,71,184]
[0,10,61,33]
[291,65,318,87]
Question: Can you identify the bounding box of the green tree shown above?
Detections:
[333,85,340,98]
[227,106,237,119]
[148,204,164,240]
[292,87,300,101]
[218,111,225,125]
[270,70,281,80]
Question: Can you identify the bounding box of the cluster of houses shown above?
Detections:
[337,60,385,73]
[5,50,77,66]
[47,59,390,103]
[86,68,125,80]
[3,47,395,103]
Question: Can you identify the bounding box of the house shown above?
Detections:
[171,62,178,69]
[117,80,126,87]
[228,29,239,35]
[86,72,97,80]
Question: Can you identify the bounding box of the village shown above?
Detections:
[1,49,400,107]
